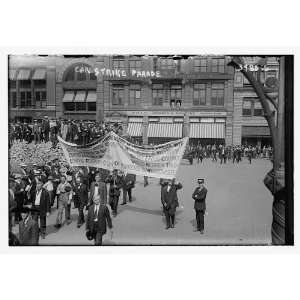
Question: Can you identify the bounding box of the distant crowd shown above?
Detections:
[184,144,273,164]
[9,117,124,147]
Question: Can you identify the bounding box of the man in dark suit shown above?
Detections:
[18,206,39,245]
[30,179,51,239]
[86,194,113,246]
[106,169,123,217]
[161,179,183,229]
[192,178,208,234]
[121,172,136,205]
[73,176,88,228]
[88,172,107,207]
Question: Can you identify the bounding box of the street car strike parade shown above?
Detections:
[75,66,161,79]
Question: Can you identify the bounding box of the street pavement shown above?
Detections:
[17,157,274,245]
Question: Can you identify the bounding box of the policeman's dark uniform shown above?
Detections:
[192,179,207,233]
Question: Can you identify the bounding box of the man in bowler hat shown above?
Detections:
[192,179,208,234]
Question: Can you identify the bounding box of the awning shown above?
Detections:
[62,91,75,102]
[86,91,97,102]
[189,123,225,138]
[74,91,86,102]
[127,123,143,137]
[242,126,270,137]
[9,69,17,80]
[147,123,182,138]
[32,69,46,80]
[17,69,31,80]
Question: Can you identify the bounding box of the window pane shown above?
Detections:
[75,102,86,111]
[65,69,75,81]
[77,71,86,81]
[90,72,97,80]
[243,109,252,116]
[136,90,141,99]
[88,102,96,111]
[35,91,40,101]
[64,103,75,111]
[42,91,46,100]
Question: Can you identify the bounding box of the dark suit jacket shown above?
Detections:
[88,181,107,206]
[161,183,183,214]
[123,173,136,190]
[31,188,50,217]
[86,204,112,235]
[106,175,123,197]
[192,187,207,211]
[73,183,88,208]
[19,216,39,245]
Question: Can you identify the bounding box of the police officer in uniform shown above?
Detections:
[192,179,207,234]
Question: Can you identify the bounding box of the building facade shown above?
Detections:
[8,55,275,146]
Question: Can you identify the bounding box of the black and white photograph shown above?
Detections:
[7,54,294,246]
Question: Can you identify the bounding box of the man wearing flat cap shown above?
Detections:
[192,179,208,234]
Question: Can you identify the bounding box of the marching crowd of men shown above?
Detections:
[9,162,137,246]
[9,117,124,148]
[185,144,273,165]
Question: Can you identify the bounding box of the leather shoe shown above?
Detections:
[171,224,174,228]
[120,202,126,205]
[165,226,170,230]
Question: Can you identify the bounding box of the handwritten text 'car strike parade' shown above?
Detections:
[75,66,161,79]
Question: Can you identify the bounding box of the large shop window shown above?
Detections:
[9,91,17,108]
[129,85,141,106]
[152,84,164,106]
[112,85,124,106]
[211,58,225,73]
[193,83,206,106]
[20,91,32,108]
[211,83,224,106]
[35,91,47,108]
[63,90,96,112]
[194,58,207,72]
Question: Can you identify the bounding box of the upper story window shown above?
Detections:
[211,83,224,106]
[211,58,225,73]
[112,85,124,106]
[64,64,97,81]
[194,58,207,72]
[129,85,141,106]
[193,83,206,106]
[152,84,164,106]
[242,98,264,116]
[242,98,252,116]
[113,58,125,69]
[170,84,182,108]
[160,58,175,70]
[129,60,142,71]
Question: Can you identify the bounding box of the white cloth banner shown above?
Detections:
[58,132,188,179]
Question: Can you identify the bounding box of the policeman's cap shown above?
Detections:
[197,178,204,184]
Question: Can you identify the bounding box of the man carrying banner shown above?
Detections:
[106,169,123,217]
[161,179,182,229]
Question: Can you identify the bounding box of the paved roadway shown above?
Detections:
[18,158,274,245]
